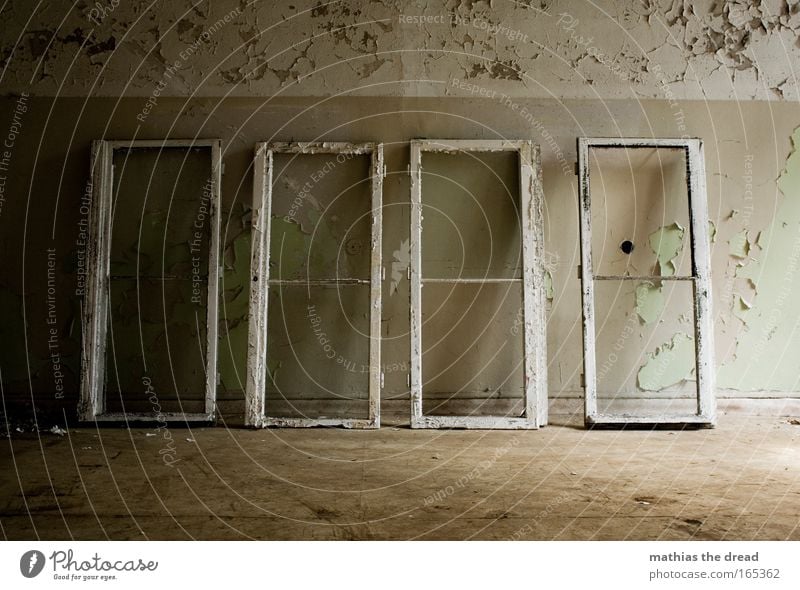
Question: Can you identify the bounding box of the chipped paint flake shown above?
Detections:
[719,126,800,390]
[649,222,684,276]
[544,270,554,302]
[634,281,664,325]
[728,229,751,259]
[732,295,752,323]
[5,3,800,100]
[637,332,695,391]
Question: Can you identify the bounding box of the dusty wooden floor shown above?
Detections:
[1,414,798,540]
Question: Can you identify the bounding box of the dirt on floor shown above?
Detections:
[1,414,799,540]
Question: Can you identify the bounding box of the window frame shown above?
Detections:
[577,137,716,427]
[246,142,384,428]
[409,139,548,429]
[79,139,223,423]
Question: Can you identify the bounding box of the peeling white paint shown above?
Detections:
[4,1,800,100]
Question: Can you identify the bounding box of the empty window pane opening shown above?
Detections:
[246,143,384,428]
[410,140,547,429]
[577,138,715,427]
[79,140,223,422]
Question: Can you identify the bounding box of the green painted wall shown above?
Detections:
[1,96,799,423]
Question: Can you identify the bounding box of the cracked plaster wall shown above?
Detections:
[1,0,800,100]
[2,0,800,420]
[2,96,800,419]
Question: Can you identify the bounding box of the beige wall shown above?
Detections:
[1,95,799,420]
[2,0,798,101]
[2,1,800,419]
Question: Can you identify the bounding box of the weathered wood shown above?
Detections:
[245,144,271,427]
[266,142,375,155]
[586,413,715,426]
[409,139,547,430]
[422,278,523,283]
[368,145,384,429]
[263,417,376,428]
[687,139,716,423]
[205,140,223,421]
[410,141,424,423]
[246,142,383,429]
[520,141,539,426]
[578,138,703,149]
[411,415,539,430]
[79,139,221,424]
[92,412,215,422]
[528,143,549,427]
[414,139,528,153]
[78,140,111,420]
[577,138,598,426]
[594,275,696,281]
[268,279,370,285]
[577,137,716,427]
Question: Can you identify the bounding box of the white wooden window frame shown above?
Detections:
[577,137,716,427]
[246,142,384,429]
[409,139,548,429]
[79,139,223,422]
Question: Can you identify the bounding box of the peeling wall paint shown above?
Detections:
[270,153,372,280]
[637,332,695,391]
[256,151,376,417]
[717,126,800,391]
[102,147,212,412]
[589,147,691,278]
[218,228,251,395]
[635,281,665,325]
[3,95,800,417]
[732,294,752,323]
[728,229,752,259]
[593,277,696,398]
[3,0,800,419]
[2,1,800,100]
[420,150,521,279]
[544,270,554,302]
[3,2,800,417]
[649,222,685,277]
